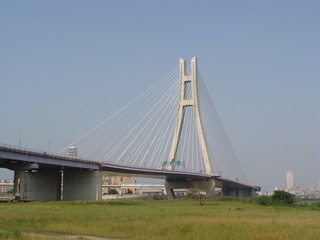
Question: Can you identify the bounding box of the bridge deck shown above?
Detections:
[0,144,260,192]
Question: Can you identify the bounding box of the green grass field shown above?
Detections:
[0,198,319,240]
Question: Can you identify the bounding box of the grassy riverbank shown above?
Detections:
[0,198,319,240]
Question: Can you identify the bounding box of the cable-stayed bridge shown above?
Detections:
[0,57,260,201]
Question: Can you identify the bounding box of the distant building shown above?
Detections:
[259,172,320,198]
[102,176,137,194]
[286,170,293,190]
[0,179,14,193]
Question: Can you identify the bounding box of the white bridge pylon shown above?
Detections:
[168,57,212,174]
[65,57,248,183]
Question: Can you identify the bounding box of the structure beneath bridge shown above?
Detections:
[0,57,260,201]
[0,144,102,201]
[0,144,260,201]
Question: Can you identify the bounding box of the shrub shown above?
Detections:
[310,201,320,208]
[271,190,295,206]
[188,181,213,205]
[215,196,238,202]
[256,195,272,206]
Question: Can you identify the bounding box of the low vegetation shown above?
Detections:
[0,197,319,240]
[250,190,295,206]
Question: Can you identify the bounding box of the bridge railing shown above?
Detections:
[1,143,246,182]
[0,143,101,165]
[0,143,224,177]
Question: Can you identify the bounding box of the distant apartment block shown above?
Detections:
[102,176,137,194]
[0,179,14,193]
[286,170,293,190]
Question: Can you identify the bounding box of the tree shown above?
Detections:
[272,190,295,206]
[188,181,214,205]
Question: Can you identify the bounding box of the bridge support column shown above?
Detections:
[63,170,102,201]
[222,187,254,198]
[243,188,255,197]
[165,180,176,200]
[14,170,61,201]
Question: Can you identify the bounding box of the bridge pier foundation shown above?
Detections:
[165,180,176,200]
[13,169,103,201]
[14,170,61,201]
[222,187,255,198]
[63,170,102,201]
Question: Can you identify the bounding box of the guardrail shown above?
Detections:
[1,143,215,176]
[0,143,257,191]
[0,143,101,165]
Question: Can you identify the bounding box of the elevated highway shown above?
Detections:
[0,144,260,201]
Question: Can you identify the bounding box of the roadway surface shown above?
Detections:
[0,144,260,192]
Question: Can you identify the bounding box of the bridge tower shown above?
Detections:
[167,57,213,174]
[165,57,214,199]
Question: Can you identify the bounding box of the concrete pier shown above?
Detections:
[63,170,102,201]
[165,180,176,200]
[13,169,103,201]
[14,170,61,201]
[222,187,255,197]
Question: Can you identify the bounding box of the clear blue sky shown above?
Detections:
[0,0,319,190]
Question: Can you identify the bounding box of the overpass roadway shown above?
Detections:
[0,144,260,201]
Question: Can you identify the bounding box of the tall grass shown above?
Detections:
[0,199,319,240]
